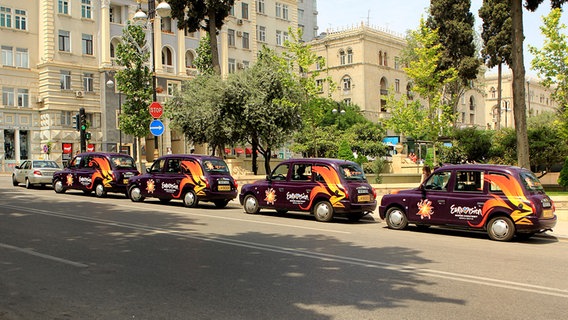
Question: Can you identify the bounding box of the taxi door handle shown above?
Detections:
[437,200,446,205]
[477,202,485,207]
[279,188,285,192]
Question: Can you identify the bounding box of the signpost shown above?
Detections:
[149,101,163,119]
[149,119,165,136]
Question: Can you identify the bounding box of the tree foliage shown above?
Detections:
[194,32,214,75]
[168,0,235,74]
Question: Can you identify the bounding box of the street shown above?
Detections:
[1,176,567,319]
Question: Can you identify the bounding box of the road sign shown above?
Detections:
[149,101,163,118]
[149,119,165,136]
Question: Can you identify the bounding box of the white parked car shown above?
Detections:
[12,160,60,189]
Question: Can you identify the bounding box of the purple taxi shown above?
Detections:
[379,164,557,241]
[127,154,238,208]
[239,158,377,222]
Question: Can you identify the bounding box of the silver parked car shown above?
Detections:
[12,160,61,189]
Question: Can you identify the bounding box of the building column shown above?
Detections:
[177,27,186,76]
[100,0,112,67]
[14,129,21,161]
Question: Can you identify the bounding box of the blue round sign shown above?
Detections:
[149,119,165,136]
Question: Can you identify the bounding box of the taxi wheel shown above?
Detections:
[12,175,18,186]
[313,200,334,222]
[25,178,32,189]
[385,207,408,230]
[53,179,66,194]
[129,185,145,202]
[487,216,515,241]
[183,190,199,208]
[243,194,260,214]
[213,200,230,209]
[95,182,107,198]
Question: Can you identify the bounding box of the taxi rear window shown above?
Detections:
[110,155,136,169]
[339,164,366,181]
[202,159,229,173]
[520,171,544,192]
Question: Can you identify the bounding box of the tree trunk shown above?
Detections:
[251,138,258,175]
[511,0,531,169]
[496,62,502,130]
[264,147,272,176]
[207,8,221,75]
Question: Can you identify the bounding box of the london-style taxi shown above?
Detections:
[127,154,238,208]
[379,164,557,241]
[52,152,139,197]
[239,158,377,222]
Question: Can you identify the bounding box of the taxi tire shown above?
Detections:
[25,178,32,189]
[183,189,199,208]
[487,216,515,241]
[243,194,260,214]
[213,199,230,209]
[129,185,145,202]
[385,207,408,230]
[12,175,18,186]
[53,179,66,194]
[313,200,334,222]
[95,182,107,198]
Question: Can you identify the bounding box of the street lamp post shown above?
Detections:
[106,75,122,153]
[332,102,346,129]
[134,0,171,160]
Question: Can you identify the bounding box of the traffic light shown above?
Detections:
[79,108,87,132]
[85,132,91,140]
[74,114,80,131]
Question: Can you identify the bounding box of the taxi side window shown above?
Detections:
[314,164,331,182]
[83,156,95,168]
[292,164,312,181]
[425,171,451,191]
[69,157,81,168]
[24,161,31,169]
[150,159,166,173]
[271,164,290,181]
[455,171,484,192]
[166,159,181,174]
[488,172,508,193]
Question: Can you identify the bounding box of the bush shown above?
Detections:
[558,156,568,188]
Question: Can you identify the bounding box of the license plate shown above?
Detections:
[358,195,371,202]
[542,209,554,218]
[218,185,231,191]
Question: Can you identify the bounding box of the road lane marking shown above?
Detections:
[2,203,568,298]
[0,243,88,268]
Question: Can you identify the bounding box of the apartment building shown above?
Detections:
[297,0,318,41]
[0,0,305,169]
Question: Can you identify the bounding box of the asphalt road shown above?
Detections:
[1,176,567,319]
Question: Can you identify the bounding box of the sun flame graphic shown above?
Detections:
[417,199,434,219]
[265,188,277,205]
[66,173,73,186]
[146,179,155,194]
[300,165,346,210]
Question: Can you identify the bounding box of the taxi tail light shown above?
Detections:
[371,187,377,199]
[233,179,238,189]
[201,176,209,188]
[33,170,42,176]
[529,201,537,215]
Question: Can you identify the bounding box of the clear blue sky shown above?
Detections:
[317,0,568,75]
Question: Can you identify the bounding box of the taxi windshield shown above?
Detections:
[202,159,229,173]
[339,164,366,181]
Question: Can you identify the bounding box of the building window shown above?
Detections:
[185,50,195,68]
[276,30,282,46]
[228,29,236,46]
[243,61,250,68]
[17,89,28,107]
[167,82,180,96]
[14,9,26,30]
[276,3,282,18]
[162,47,173,72]
[346,48,353,64]
[109,6,123,23]
[315,79,324,93]
[395,79,400,93]
[342,76,352,91]
[242,32,250,49]
[161,17,173,33]
[298,9,304,19]
[242,2,249,19]
[228,58,236,74]
[282,4,289,20]
[82,34,93,55]
[16,48,28,68]
[59,1,69,15]
[61,111,73,126]
[258,26,266,42]
[83,73,94,92]
[315,56,323,70]
[283,31,289,44]
[0,7,12,28]
[490,87,496,99]
[339,49,346,65]
[2,87,15,106]
[469,96,475,111]
[343,98,351,105]
[257,0,265,14]
[82,0,92,19]
[60,71,71,90]
[59,30,71,52]
[1,46,13,66]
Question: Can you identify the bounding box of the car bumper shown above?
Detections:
[335,200,378,214]
[201,190,238,201]
[516,215,557,233]
[29,175,55,184]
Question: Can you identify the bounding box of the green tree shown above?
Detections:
[337,140,356,162]
[529,8,568,135]
[194,32,214,75]
[169,0,235,75]
[438,127,493,163]
[479,0,512,130]
[165,74,235,156]
[558,156,568,188]
[114,23,153,166]
[527,112,568,171]
[427,0,481,118]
